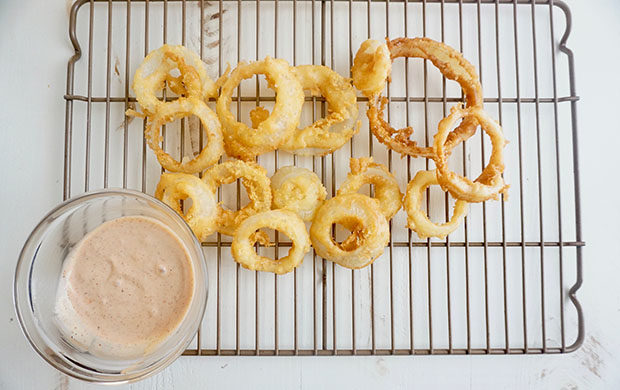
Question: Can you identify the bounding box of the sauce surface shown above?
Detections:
[55,216,194,358]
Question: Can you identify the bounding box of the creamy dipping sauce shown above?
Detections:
[55,216,194,358]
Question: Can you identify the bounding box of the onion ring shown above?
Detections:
[404,170,468,239]
[351,39,392,98]
[216,57,304,160]
[310,193,389,269]
[271,166,327,221]
[433,105,508,202]
[337,157,402,221]
[364,37,483,158]
[202,160,272,244]
[231,210,311,275]
[278,65,360,156]
[132,44,217,115]
[154,172,218,241]
[144,97,224,173]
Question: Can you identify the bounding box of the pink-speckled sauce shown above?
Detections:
[54,216,195,358]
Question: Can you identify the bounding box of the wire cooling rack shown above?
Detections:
[64,0,583,355]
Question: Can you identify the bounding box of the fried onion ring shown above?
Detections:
[404,170,468,239]
[433,106,508,202]
[202,160,272,244]
[133,44,217,115]
[216,57,304,160]
[154,172,218,241]
[231,210,311,274]
[271,166,327,221]
[144,97,224,173]
[310,194,389,269]
[337,157,402,221]
[278,65,359,156]
[351,39,392,98]
[364,37,483,159]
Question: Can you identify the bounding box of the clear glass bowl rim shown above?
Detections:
[13,188,208,384]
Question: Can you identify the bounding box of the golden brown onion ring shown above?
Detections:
[433,106,508,202]
[351,39,392,98]
[365,37,483,159]
[202,160,272,243]
[231,210,311,275]
[310,193,389,269]
[144,97,224,173]
[279,65,360,156]
[337,157,402,221]
[404,170,468,239]
[216,57,304,160]
[271,166,327,221]
[155,172,218,241]
[132,44,217,115]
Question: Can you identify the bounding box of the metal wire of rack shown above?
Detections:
[63,0,583,356]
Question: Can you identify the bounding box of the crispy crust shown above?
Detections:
[337,157,402,221]
[154,172,218,241]
[216,57,304,160]
[351,39,392,98]
[433,106,509,202]
[271,166,327,221]
[310,194,389,269]
[132,44,217,115]
[202,160,272,244]
[365,37,484,159]
[144,97,223,173]
[279,65,360,156]
[404,169,468,239]
[232,210,310,275]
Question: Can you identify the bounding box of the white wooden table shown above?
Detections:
[1,0,619,388]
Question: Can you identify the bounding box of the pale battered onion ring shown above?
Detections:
[216,57,304,160]
[278,65,360,156]
[310,194,389,269]
[202,160,272,244]
[351,39,392,98]
[145,97,224,173]
[404,170,468,239]
[132,44,217,115]
[433,106,508,202]
[271,166,327,221]
[155,172,218,241]
[337,157,402,221]
[365,37,483,158]
[231,210,311,274]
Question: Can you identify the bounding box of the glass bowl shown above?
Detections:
[14,189,208,384]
